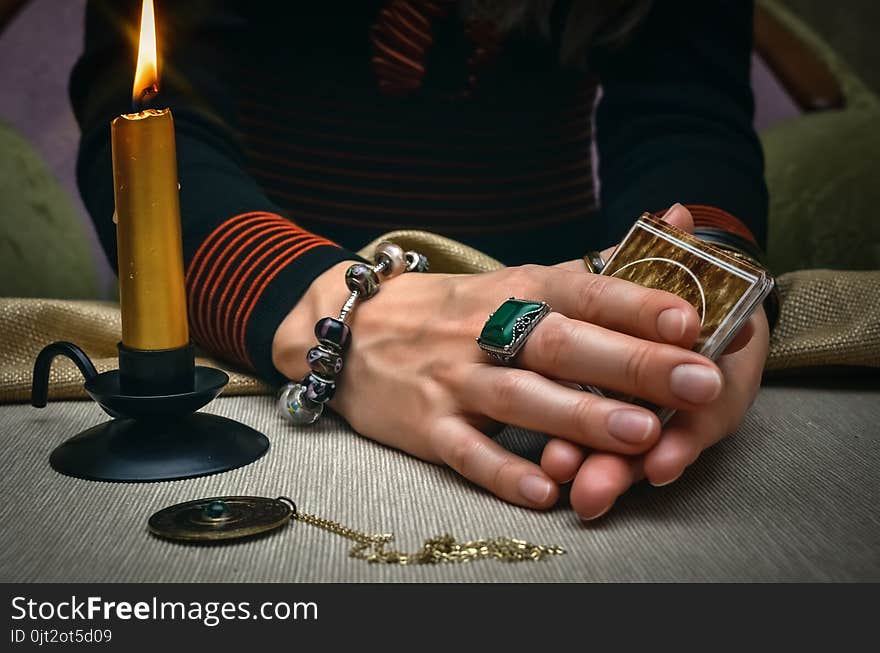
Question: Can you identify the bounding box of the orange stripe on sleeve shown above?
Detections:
[185,212,337,369]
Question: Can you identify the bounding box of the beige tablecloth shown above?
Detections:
[1,231,878,580]
[1,376,878,582]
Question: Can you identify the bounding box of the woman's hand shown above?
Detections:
[272,206,725,510]
[541,308,769,519]
[542,205,771,519]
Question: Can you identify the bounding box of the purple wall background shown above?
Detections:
[0,0,114,290]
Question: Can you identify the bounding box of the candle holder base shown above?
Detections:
[32,341,270,483]
[49,412,268,482]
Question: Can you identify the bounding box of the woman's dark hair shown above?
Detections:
[465,0,653,64]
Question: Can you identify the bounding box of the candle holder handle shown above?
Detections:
[31,341,269,483]
[31,341,99,409]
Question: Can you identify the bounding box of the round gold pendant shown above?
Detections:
[148,496,294,542]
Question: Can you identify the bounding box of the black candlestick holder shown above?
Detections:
[31,341,269,482]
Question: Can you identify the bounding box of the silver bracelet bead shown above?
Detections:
[405,251,430,273]
[374,241,407,278]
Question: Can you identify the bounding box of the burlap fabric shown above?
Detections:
[0,230,877,403]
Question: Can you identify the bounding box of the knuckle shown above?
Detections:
[623,341,654,391]
[651,290,696,326]
[427,357,462,390]
[577,274,610,321]
[445,434,480,476]
[507,264,543,297]
[491,458,516,495]
[493,370,532,412]
[531,315,570,369]
[414,378,446,416]
[635,291,663,330]
[425,420,450,458]
[570,395,599,435]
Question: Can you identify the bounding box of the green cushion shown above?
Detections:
[760,0,880,274]
[763,108,880,273]
[0,120,99,299]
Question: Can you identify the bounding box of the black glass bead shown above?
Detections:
[345,263,380,298]
[303,373,335,404]
[307,346,343,377]
[314,317,351,351]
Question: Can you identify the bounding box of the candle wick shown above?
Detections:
[133,83,160,112]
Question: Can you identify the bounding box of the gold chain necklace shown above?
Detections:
[149,496,565,565]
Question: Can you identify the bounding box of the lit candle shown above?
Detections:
[111,0,188,351]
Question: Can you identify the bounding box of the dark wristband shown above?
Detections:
[693,229,780,333]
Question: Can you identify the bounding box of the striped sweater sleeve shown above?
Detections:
[70,0,359,383]
[184,212,341,375]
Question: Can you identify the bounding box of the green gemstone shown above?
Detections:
[479,299,546,349]
[204,501,229,519]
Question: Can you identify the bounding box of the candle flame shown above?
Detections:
[132,0,159,107]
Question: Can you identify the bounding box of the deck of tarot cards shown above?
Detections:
[587,213,775,423]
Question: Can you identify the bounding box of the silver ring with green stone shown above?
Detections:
[476,298,552,363]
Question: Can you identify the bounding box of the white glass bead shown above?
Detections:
[277,382,323,425]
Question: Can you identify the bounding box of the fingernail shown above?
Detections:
[657,308,687,343]
[579,503,613,521]
[519,475,553,504]
[651,471,683,487]
[664,202,684,218]
[670,364,722,403]
[607,409,655,444]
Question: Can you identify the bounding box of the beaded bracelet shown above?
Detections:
[277,242,429,425]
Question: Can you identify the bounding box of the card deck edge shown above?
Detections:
[587,214,773,424]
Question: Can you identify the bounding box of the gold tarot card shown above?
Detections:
[587,213,773,422]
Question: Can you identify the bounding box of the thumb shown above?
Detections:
[602,204,694,260]
[556,203,696,271]
[659,203,694,234]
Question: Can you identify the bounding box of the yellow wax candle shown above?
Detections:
[111,0,188,350]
